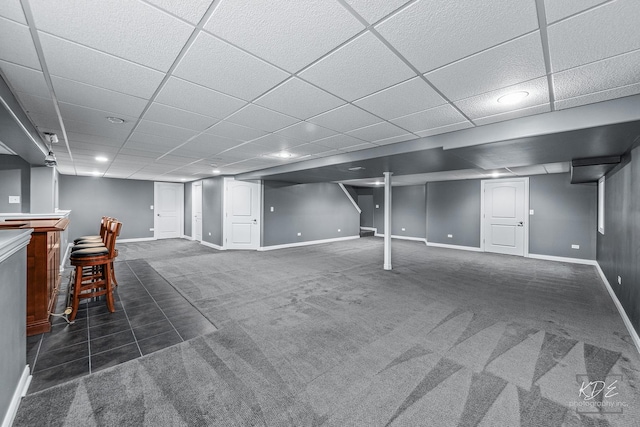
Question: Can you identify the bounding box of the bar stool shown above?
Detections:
[72,217,120,286]
[69,220,122,321]
[73,216,112,245]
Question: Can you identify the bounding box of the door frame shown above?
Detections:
[223,177,262,250]
[480,177,529,256]
[153,182,184,240]
[191,180,203,242]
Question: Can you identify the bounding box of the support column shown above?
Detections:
[383,172,392,270]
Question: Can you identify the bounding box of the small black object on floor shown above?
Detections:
[26,259,217,393]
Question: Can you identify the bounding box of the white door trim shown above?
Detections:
[153,182,184,240]
[191,180,203,242]
[480,177,529,256]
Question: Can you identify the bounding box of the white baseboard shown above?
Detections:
[200,240,224,251]
[528,253,597,265]
[2,365,31,427]
[595,263,640,356]
[259,235,359,251]
[374,233,427,243]
[63,242,72,263]
[360,227,376,231]
[181,235,192,240]
[425,241,483,252]
[118,237,156,243]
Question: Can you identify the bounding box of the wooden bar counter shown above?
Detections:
[0,217,70,335]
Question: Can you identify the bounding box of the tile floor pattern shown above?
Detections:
[26,259,217,393]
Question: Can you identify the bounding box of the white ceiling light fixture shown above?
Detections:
[95,156,108,162]
[491,171,500,178]
[92,171,101,176]
[348,166,365,171]
[212,169,221,174]
[271,151,294,159]
[497,91,529,105]
[106,116,125,124]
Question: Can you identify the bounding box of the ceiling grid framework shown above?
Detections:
[0,0,638,183]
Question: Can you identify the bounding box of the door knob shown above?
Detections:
[517,221,523,226]
[252,219,257,224]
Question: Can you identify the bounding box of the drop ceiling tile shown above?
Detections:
[0,61,50,98]
[13,93,55,116]
[225,104,298,132]
[58,102,139,126]
[144,103,218,132]
[339,142,378,152]
[0,0,26,24]
[145,0,213,25]
[51,76,148,118]
[307,104,382,132]
[544,0,609,25]
[204,120,267,142]
[67,142,120,154]
[155,77,246,119]
[204,0,363,72]
[291,143,335,156]
[375,0,538,72]
[174,32,289,101]
[135,120,200,143]
[255,78,345,119]
[124,139,179,155]
[315,134,369,150]
[354,77,445,119]
[62,117,134,140]
[553,50,640,102]
[372,134,416,146]
[299,32,415,101]
[346,121,408,142]
[0,17,41,69]
[454,77,549,120]
[251,134,304,151]
[218,143,270,160]
[343,0,412,24]
[426,32,546,101]
[548,0,640,72]
[30,0,194,71]
[66,131,125,147]
[473,104,550,126]
[275,122,338,142]
[391,104,467,133]
[414,122,474,138]
[555,83,640,111]
[26,112,63,131]
[180,133,241,156]
[39,33,165,99]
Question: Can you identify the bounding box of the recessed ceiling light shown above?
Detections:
[348,166,365,171]
[272,151,294,159]
[92,171,101,176]
[491,171,500,178]
[497,91,529,105]
[212,169,221,174]
[107,116,125,124]
[95,156,108,162]
[180,178,186,181]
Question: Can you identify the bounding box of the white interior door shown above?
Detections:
[192,181,203,241]
[154,182,183,239]
[225,179,260,250]
[482,179,528,256]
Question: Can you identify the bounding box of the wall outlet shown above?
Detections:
[375,204,379,209]
[447,234,453,238]
[618,276,622,285]
[209,232,211,236]
[149,228,154,231]
[270,206,274,212]
[401,227,406,231]
[297,232,302,236]
[150,205,154,209]
[338,229,341,232]
[529,209,534,215]
[8,196,20,203]
[571,244,580,249]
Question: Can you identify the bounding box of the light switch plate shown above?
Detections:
[571,244,580,249]
[375,204,379,209]
[8,196,20,203]
[447,234,453,238]
[529,209,534,215]
[270,206,274,212]
[150,205,154,209]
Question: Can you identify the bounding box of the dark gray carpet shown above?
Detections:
[14,238,640,426]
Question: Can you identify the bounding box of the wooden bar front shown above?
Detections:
[0,218,69,335]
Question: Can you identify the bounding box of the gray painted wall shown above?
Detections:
[0,232,28,424]
[427,180,481,247]
[371,185,427,239]
[58,175,154,240]
[202,177,223,247]
[0,169,21,213]
[597,145,640,334]
[530,173,596,259]
[262,181,360,247]
[358,194,374,227]
[184,182,192,238]
[30,166,57,213]
[0,154,30,213]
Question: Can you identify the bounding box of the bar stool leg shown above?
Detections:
[105,264,115,313]
[70,266,82,321]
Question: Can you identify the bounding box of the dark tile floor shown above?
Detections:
[26,259,217,393]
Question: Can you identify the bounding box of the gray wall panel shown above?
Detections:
[427,180,481,247]
[263,181,360,246]
[0,154,30,212]
[202,177,223,246]
[58,175,154,240]
[597,145,640,334]
[184,182,192,238]
[529,173,596,259]
[0,169,21,212]
[391,185,426,239]
[358,194,374,227]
